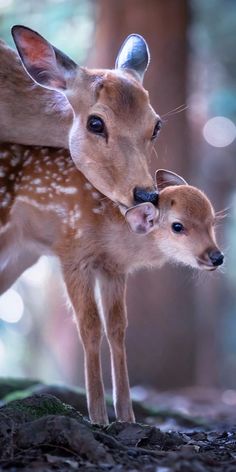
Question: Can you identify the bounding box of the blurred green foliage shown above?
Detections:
[192,0,236,120]
[191,0,236,388]
[0,0,94,63]
[0,0,235,390]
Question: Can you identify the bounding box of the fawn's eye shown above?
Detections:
[87,115,106,136]
[151,119,162,140]
[172,222,184,234]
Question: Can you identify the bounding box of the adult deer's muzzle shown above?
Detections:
[133,187,159,205]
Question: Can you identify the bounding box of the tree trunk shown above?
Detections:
[86,0,193,390]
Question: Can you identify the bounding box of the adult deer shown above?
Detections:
[0,26,162,208]
[0,142,224,424]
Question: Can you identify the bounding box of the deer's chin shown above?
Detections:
[196,258,217,271]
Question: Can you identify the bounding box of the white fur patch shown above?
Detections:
[94,277,106,327]
[92,191,100,200]
[84,183,93,190]
[92,208,102,214]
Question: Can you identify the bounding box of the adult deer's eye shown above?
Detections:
[151,119,162,140]
[172,222,184,234]
[87,115,106,136]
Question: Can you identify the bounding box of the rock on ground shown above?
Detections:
[0,381,236,471]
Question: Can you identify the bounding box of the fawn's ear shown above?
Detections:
[115,34,150,83]
[12,25,78,92]
[155,169,188,190]
[125,202,159,234]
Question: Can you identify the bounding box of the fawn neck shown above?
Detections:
[0,143,166,278]
[0,143,221,281]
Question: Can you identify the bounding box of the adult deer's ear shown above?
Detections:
[125,202,159,234]
[11,25,78,92]
[115,34,150,83]
[155,169,188,191]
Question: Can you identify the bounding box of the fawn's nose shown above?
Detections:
[209,250,224,267]
[133,187,158,205]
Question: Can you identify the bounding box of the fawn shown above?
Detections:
[0,142,224,424]
[0,26,162,208]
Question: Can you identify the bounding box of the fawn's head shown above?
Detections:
[12,26,160,208]
[125,170,224,270]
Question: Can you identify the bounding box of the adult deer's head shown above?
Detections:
[12,26,161,208]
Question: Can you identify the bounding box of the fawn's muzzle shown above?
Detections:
[133,187,158,205]
[208,250,224,267]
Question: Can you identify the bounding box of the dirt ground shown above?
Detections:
[1,380,236,471]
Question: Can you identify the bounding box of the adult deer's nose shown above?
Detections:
[209,250,224,267]
[133,187,158,205]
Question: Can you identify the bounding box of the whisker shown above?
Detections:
[216,208,230,215]
[218,265,226,275]
[162,104,186,116]
[215,206,231,222]
[221,245,230,256]
[191,268,208,286]
[161,104,189,118]
[152,146,159,162]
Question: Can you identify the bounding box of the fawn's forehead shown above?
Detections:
[160,186,215,221]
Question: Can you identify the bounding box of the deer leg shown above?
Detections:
[97,272,135,422]
[0,252,39,295]
[0,228,39,295]
[62,265,108,425]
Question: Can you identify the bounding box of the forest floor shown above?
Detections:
[1,380,236,471]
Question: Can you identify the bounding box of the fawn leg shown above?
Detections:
[97,271,135,422]
[63,266,108,425]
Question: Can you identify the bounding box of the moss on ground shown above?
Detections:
[0,393,88,425]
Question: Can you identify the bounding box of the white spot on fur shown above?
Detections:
[35,166,43,173]
[54,185,78,195]
[75,229,83,239]
[92,207,102,214]
[23,156,32,167]
[35,187,48,194]
[0,192,11,208]
[1,151,9,159]
[24,149,31,158]
[0,221,11,235]
[92,191,100,200]
[84,182,93,190]
[15,195,67,218]
[40,148,49,156]
[10,144,21,152]
[10,156,21,167]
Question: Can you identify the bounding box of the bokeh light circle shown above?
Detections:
[0,289,24,323]
[203,116,236,147]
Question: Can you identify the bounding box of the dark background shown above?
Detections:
[0,0,235,399]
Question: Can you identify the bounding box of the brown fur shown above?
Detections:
[0,143,223,424]
[0,38,158,207]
